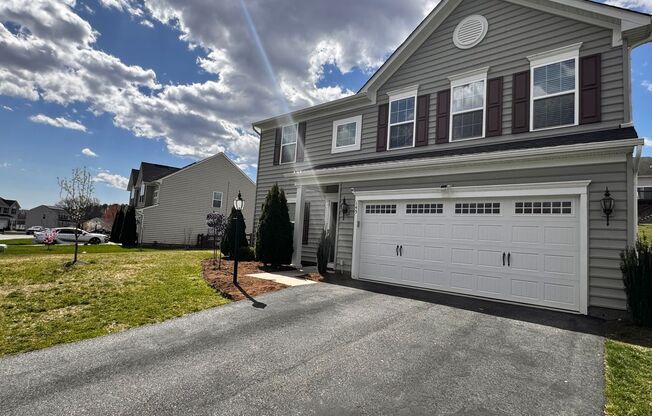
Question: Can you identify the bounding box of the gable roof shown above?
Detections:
[0,197,19,208]
[155,153,255,185]
[252,0,651,131]
[639,157,652,177]
[138,162,180,184]
[127,169,140,191]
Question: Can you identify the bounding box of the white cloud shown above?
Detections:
[604,0,652,12]
[29,114,87,132]
[0,0,441,169]
[140,19,154,28]
[2,105,12,111]
[94,172,128,189]
[644,137,652,147]
[81,147,98,157]
[0,162,10,168]
[643,80,652,93]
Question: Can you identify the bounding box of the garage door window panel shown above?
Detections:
[455,202,500,215]
[515,201,572,215]
[365,204,397,214]
[406,203,443,214]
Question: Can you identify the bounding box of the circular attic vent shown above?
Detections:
[453,15,489,49]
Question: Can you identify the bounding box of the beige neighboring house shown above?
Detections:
[127,153,255,246]
[25,205,73,229]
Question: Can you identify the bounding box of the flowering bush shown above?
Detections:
[42,229,59,250]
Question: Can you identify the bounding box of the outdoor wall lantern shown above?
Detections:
[341,198,350,218]
[601,187,615,226]
[232,191,244,284]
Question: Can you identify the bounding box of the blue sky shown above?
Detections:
[1,0,651,209]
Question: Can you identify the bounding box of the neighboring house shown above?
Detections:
[637,157,652,200]
[25,205,74,229]
[0,197,20,230]
[253,0,652,316]
[84,218,109,232]
[127,153,255,246]
[15,209,26,231]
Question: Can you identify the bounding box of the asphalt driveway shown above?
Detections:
[0,281,604,416]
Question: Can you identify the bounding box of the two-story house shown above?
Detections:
[0,197,20,230]
[25,205,74,229]
[126,153,255,246]
[253,0,652,316]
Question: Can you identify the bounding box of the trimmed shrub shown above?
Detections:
[317,229,334,276]
[109,207,124,243]
[620,238,652,327]
[237,246,256,261]
[221,207,248,258]
[120,205,138,247]
[256,184,293,267]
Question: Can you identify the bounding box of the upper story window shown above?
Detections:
[139,183,145,203]
[387,86,418,150]
[130,188,135,200]
[10,208,16,215]
[449,67,488,141]
[212,191,223,209]
[153,189,159,205]
[331,115,362,153]
[281,124,298,164]
[528,43,581,131]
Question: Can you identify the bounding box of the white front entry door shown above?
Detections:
[357,197,581,312]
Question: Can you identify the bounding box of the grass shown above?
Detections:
[0,247,229,356]
[639,224,652,241]
[605,325,652,416]
[2,238,35,245]
[2,242,156,256]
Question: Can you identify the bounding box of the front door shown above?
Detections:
[325,198,339,267]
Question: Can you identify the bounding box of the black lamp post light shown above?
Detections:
[232,191,245,284]
[601,187,615,226]
[340,198,350,218]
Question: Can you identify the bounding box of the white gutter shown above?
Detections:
[287,138,643,185]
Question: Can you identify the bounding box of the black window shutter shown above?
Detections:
[376,104,389,152]
[273,128,282,165]
[415,94,430,147]
[511,71,530,134]
[302,202,310,245]
[296,122,307,162]
[435,89,450,144]
[580,54,602,124]
[486,77,503,137]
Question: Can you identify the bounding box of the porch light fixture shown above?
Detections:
[600,187,614,226]
[232,191,245,284]
[341,198,350,218]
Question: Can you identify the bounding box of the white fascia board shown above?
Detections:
[352,180,592,201]
[448,67,490,84]
[288,139,643,186]
[527,43,582,68]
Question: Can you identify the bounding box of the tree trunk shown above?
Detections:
[73,224,79,264]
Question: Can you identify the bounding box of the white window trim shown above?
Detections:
[212,191,223,209]
[387,85,419,151]
[449,67,489,142]
[139,183,145,202]
[280,124,298,165]
[152,189,159,205]
[331,115,362,154]
[528,43,582,132]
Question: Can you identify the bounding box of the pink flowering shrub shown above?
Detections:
[43,229,59,250]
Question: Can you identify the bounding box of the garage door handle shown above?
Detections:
[396,245,399,256]
[400,245,403,256]
[502,252,506,266]
[508,252,511,267]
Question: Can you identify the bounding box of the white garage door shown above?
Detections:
[357,197,581,312]
[0,218,8,229]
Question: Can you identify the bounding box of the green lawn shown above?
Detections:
[2,238,35,245]
[638,224,652,241]
[605,325,652,416]
[0,247,228,356]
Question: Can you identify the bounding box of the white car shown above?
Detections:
[34,228,109,245]
[26,226,44,235]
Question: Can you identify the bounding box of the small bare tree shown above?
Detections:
[58,167,98,265]
[206,212,226,269]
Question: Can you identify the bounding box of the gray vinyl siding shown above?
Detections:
[140,154,255,246]
[332,162,630,311]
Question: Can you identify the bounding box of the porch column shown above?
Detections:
[291,185,304,268]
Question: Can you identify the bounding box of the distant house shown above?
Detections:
[25,205,74,229]
[638,157,652,201]
[126,153,255,246]
[0,197,20,230]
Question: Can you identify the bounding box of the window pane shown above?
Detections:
[287,203,296,221]
[281,144,296,163]
[452,80,484,112]
[282,124,298,144]
[336,122,357,147]
[533,93,575,129]
[389,123,414,149]
[452,110,483,140]
[533,59,575,98]
[390,97,415,124]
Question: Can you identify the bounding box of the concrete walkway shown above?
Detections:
[0,282,605,416]
[246,269,317,286]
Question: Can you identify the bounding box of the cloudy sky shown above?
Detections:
[1,0,651,209]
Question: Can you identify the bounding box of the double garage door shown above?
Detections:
[357,196,581,312]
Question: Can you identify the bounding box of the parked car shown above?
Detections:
[33,227,109,245]
[26,226,44,235]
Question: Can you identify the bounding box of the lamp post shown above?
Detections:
[233,191,245,284]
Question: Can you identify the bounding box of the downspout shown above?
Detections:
[252,124,264,246]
